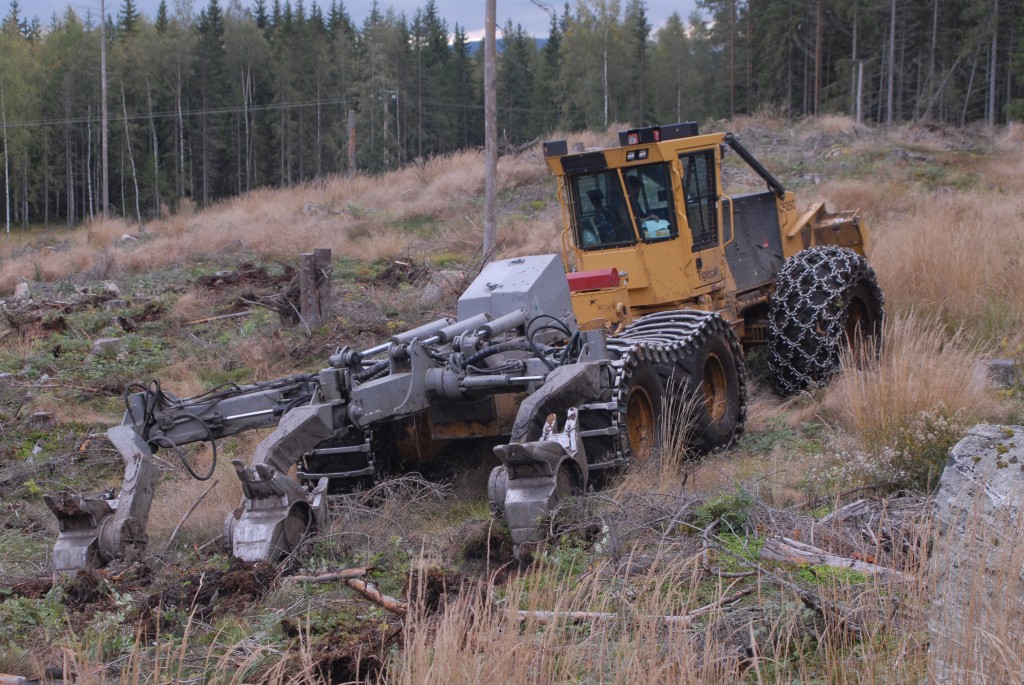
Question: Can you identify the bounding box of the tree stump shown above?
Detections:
[299,249,332,328]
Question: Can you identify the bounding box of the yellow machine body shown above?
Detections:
[544,126,870,344]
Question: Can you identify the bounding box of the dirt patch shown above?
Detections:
[280,606,402,684]
[366,259,424,287]
[1,577,55,600]
[406,567,469,616]
[134,559,276,636]
[196,262,294,289]
[66,569,111,608]
[313,620,402,683]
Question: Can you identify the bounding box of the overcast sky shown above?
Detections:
[26,0,699,38]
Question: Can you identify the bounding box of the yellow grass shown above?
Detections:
[822,312,996,453]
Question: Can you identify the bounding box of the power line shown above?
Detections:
[3,94,556,130]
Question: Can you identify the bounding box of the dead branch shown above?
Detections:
[818,499,872,525]
[759,536,911,584]
[162,479,219,553]
[345,578,408,616]
[286,568,373,583]
[799,482,903,510]
[184,311,253,325]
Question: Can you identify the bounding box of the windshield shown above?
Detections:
[568,164,677,250]
[623,164,677,243]
[569,171,637,250]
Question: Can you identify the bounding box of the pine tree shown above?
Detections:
[253,0,268,29]
[193,0,227,204]
[451,23,481,147]
[530,13,562,135]
[624,0,650,124]
[117,0,140,35]
[155,0,169,33]
[498,20,536,143]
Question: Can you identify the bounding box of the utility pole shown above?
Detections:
[347,109,356,177]
[483,0,497,260]
[100,0,109,218]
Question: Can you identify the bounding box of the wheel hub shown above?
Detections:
[625,385,656,462]
[703,353,728,422]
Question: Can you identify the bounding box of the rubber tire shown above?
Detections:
[767,246,884,396]
[676,328,745,454]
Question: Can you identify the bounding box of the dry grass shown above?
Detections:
[146,437,253,546]
[869,193,1024,341]
[822,312,996,453]
[795,312,999,491]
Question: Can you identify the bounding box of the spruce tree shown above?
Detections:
[155,0,169,33]
[117,0,140,34]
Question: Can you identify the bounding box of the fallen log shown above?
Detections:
[286,568,373,583]
[284,568,407,615]
[760,536,910,583]
[345,578,408,615]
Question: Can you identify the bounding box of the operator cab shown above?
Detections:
[545,122,732,324]
[569,163,678,249]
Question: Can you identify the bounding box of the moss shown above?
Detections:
[791,563,866,586]
[693,489,755,530]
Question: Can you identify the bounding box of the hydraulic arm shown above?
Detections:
[48,254,605,569]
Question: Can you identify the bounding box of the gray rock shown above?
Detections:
[91,337,122,358]
[102,281,121,297]
[13,281,30,300]
[929,424,1024,683]
[419,270,465,305]
[972,358,1023,390]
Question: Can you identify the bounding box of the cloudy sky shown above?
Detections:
[26,0,699,38]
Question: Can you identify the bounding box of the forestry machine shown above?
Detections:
[46,123,882,571]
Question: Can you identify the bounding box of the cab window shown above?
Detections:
[569,171,637,250]
[623,164,677,243]
[679,150,719,252]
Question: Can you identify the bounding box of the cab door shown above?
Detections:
[678,149,727,293]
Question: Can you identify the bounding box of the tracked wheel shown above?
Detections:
[767,246,884,396]
[577,310,747,469]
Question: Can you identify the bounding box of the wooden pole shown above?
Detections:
[347,109,356,177]
[483,0,497,261]
[100,0,109,218]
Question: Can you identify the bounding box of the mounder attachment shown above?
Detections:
[222,404,338,562]
[488,408,588,548]
[44,425,159,571]
[224,461,328,562]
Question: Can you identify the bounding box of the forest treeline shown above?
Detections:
[0,0,1021,228]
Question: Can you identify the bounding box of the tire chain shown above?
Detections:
[578,309,747,467]
[766,245,884,396]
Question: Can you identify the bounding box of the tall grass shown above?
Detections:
[869,193,1024,342]
[823,312,995,452]
[816,312,996,490]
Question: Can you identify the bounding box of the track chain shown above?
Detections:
[767,245,884,396]
[578,309,747,467]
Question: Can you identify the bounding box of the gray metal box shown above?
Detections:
[457,254,577,333]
